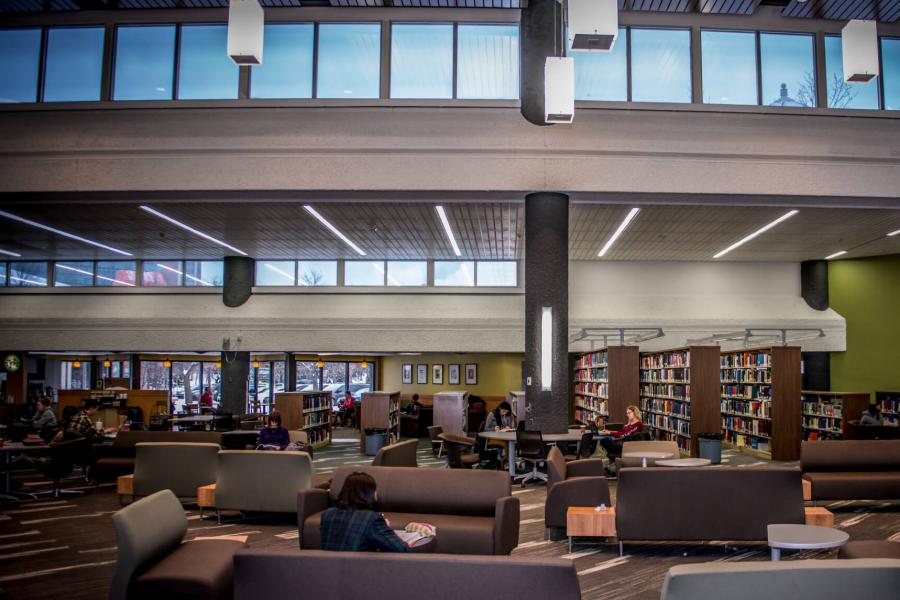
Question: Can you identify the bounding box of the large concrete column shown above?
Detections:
[286,352,297,392]
[220,351,249,415]
[520,0,563,126]
[801,260,831,390]
[524,192,569,433]
[223,256,253,308]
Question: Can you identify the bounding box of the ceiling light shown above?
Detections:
[545,57,575,124]
[139,205,248,256]
[0,209,132,256]
[361,360,368,369]
[842,20,879,83]
[103,359,112,368]
[216,361,222,368]
[598,207,640,257]
[227,0,264,65]
[303,206,366,256]
[0,248,21,257]
[568,0,618,51]
[156,262,213,286]
[252,359,260,369]
[264,262,296,284]
[888,229,900,237]
[72,361,81,368]
[435,206,462,257]
[713,210,798,259]
[825,250,848,260]
[164,359,172,368]
[57,263,134,286]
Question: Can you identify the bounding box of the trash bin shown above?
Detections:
[364,428,389,456]
[698,432,723,465]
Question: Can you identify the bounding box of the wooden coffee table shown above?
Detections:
[566,506,616,553]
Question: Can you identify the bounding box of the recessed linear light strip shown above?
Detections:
[264,262,296,284]
[435,206,462,257]
[139,206,248,257]
[598,207,640,257]
[56,263,134,286]
[0,248,21,257]
[888,229,900,237]
[713,210,799,259]
[825,250,847,260]
[155,263,213,286]
[303,206,366,256]
[0,209,132,257]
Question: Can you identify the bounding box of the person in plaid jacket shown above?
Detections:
[320,472,410,553]
[68,398,108,442]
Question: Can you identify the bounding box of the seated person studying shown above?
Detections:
[859,404,883,426]
[28,398,57,430]
[320,472,410,553]
[69,398,117,442]
[598,404,644,460]
[485,401,516,431]
[256,412,290,450]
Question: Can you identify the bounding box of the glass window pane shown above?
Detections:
[178,25,239,100]
[0,28,41,103]
[477,261,517,286]
[348,362,373,399]
[569,27,627,101]
[44,27,105,102]
[316,23,381,99]
[171,361,200,413]
[345,260,385,286]
[457,24,519,99]
[202,362,221,406]
[761,32,816,108]
[142,260,183,286]
[322,361,347,399]
[386,261,426,286]
[140,361,170,391]
[54,261,94,286]
[255,260,296,285]
[250,24,314,99]
[184,260,224,286]
[61,361,91,390]
[298,260,337,286]
[390,24,453,99]
[296,361,319,391]
[631,28,692,103]
[701,30,757,105]
[257,361,272,408]
[0,262,6,286]
[113,25,176,101]
[434,260,475,286]
[9,262,47,287]
[880,38,900,111]
[273,360,286,395]
[825,35,880,110]
[247,363,257,412]
[95,261,137,286]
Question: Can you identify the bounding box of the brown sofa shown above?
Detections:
[839,541,900,559]
[93,430,222,481]
[616,467,805,553]
[545,446,611,531]
[371,438,418,467]
[234,549,580,600]
[297,465,519,555]
[801,440,900,501]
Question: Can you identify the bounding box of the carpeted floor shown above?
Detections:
[0,431,897,600]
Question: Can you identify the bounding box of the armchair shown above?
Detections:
[544,447,611,534]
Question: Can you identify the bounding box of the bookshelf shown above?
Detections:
[801,390,870,440]
[573,346,639,425]
[433,391,468,435]
[876,391,900,427]
[274,391,333,449]
[719,346,801,461]
[640,346,720,457]
[359,391,401,453]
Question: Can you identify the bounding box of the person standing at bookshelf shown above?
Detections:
[598,405,644,466]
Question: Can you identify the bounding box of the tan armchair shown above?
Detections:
[545,446,611,533]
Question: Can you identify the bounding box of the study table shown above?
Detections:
[478,429,584,478]
[621,451,674,468]
[0,441,50,501]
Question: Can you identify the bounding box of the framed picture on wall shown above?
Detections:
[402,364,413,385]
[432,364,443,385]
[416,364,428,384]
[448,364,460,385]
[465,363,477,385]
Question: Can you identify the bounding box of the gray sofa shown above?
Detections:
[233,549,581,600]
[371,438,419,467]
[661,559,900,600]
[93,430,222,481]
[110,489,245,600]
[133,442,220,500]
[213,450,313,516]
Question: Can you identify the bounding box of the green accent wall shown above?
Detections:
[829,254,900,395]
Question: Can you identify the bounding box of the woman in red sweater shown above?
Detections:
[598,405,644,469]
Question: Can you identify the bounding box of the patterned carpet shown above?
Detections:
[0,431,897,600]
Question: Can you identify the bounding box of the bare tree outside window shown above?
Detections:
[300,269,325,286]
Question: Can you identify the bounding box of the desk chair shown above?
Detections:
[564,432,595,462]
[439,433,480,469]
[427,425,445,457]
[34,438,90,499]
[515,430,547,486]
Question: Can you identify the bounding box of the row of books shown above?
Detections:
[640,351,690,369]
[722,415,771,438]
[304,412,331,428]
[575,351,608,370]
[641,383,690,401]
[802,401,842,418]
[652,429,691,453]
[303,394,331,412]
[574,367,608,382]
[724,430,770,451]
[720,368,772,383]
[802,415,842,433]
[574,406,606,424]
[881,396,900,416]
[640,369,689,383]
[720,352,771,369]
[575,382,609,399]
[721,398,770,419]
[575,397,608,414]
[645,414,691,437]
[642,397,691,418]
[306,428,330,444]
[721,384,772,400]
[803,430,841,441]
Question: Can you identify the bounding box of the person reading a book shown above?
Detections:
[598,405,644,470]
[320,472,410,553]
[485,401,516,431]
[256,412,290,450]
[859,404,883,426]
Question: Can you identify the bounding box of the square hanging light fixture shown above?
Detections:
[842,20,879,83]
[545,57,575,124]
[228,0,264,65]
[568,0,618,52]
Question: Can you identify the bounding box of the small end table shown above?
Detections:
[621,451,674,468]
[566,506,616,553]
[767,524,849,560]
[656,458,711,467]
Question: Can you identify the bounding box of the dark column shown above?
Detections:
[286,353,297,392]
[520,0,563,126]
[223,256,254,308]
[220,351,249,415]
[90,358,102,389]
[800,259,830,390]
[524,192,569,433]
[130,354,141,390]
